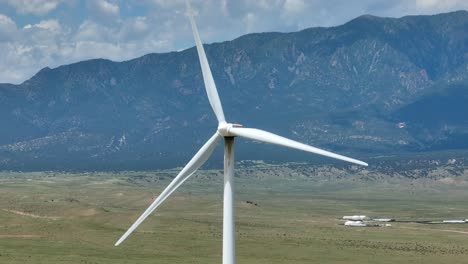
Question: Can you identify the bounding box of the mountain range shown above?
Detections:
[0,10,467,170]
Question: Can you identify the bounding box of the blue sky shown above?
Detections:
[0,0,467,84]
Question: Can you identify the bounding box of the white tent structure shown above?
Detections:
[343,215,367,221]
[344,221,368,227]
[115,3,368,264]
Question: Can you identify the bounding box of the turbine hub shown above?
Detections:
[217,122,243,137]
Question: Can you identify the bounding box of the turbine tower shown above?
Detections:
[115,4,368,264]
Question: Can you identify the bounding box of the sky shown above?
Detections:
[0,0,467,84]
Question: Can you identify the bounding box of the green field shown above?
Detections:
[1,163,468,263]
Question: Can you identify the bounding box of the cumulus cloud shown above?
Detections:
[0,18,68,83]
[119,16,150,40]
[87,0,120,24]
[24,19,61,32]
[75,20,113,42]
[0,0,61,16]
[283,0,306,14]
[0,14,17,41]
[415,0,467,9]
[0,13,15,27]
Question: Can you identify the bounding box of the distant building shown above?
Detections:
[372,218,395,222]
[343,215,366,221]
[443,220,466,224]
[344,221,367,227]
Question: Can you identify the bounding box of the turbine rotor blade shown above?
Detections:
[115,132,222,246]
[187,3,226,124]
[229,127,368,166]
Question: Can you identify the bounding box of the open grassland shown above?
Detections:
[1,164,468,263]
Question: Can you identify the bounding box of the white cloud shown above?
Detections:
[0,13,177,83]
[0,14,15,26]
[283,0,306,14]
[0,0,61,16]
[119,16,149,40]
[415,0,468,9]
[243,0,281,10]
[152,0,186,8]
[0,14,17,41]
[244,12,257,33]
[22,19,64,48]
[75,20,113,42]
[281,0,310,28]
[31,19,61,32]
[96,0,119,16]
[87,0,120,24]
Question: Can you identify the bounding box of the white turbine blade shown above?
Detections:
[229,127,368,166]
[115,132,222,246]
[187,2,226,124]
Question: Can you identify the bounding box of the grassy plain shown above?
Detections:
[1,163,468,263]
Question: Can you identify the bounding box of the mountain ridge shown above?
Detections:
[0,10,467,170]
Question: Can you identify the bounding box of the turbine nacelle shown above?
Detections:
[217,122,244,137]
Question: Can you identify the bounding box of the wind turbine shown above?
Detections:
[115,4,368,264]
